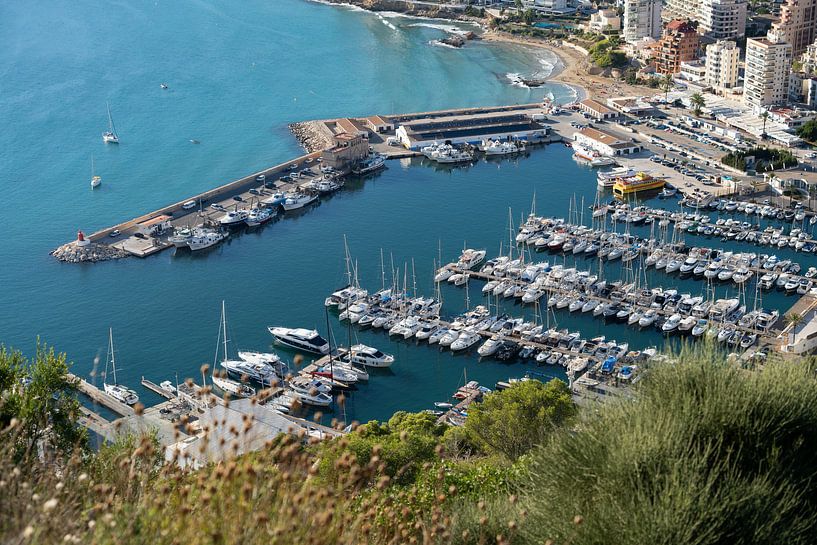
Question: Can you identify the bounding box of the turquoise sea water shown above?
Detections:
[1,0,810,425]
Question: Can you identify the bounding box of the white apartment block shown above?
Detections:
[663,0,747,39]
[744,37,793,110]
[662,0,698,24]
[623,0,662,43]
[705,40,740,91]
[698,0,747,39]
[590,9,621,32]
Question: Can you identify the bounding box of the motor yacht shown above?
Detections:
[345,344,394,367]
[288,379,332,407]
[268,327,330,354]
[638,309,658,328]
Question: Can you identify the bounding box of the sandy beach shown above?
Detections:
[481,30,652,103]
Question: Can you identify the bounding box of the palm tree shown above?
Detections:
[761,110,769,139]
[785,312,805,346]
[661,73,674,104]
[690,93,705,117]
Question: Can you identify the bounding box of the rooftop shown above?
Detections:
[576,127,631,147]
[580,99,616,115]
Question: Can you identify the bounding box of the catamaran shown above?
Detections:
[103,328,139,405]
[102,102,119,144]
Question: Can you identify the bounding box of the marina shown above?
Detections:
[48,131,817,426]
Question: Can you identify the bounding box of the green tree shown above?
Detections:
[690,92,705,116]
[761,110,769,138]
[317,410,445,485]
[523,8,536,25]
[662,72,674,103]
[785,312,805,345]
[464,379,576,461]
[796,119,817,142]
[0,342,86,459]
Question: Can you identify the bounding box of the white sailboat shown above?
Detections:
[216,301,279,385]
[102,102,119,144]
[103,328,139,405]
[211,372,256,398]
[91,155,101,188]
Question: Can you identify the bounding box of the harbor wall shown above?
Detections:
[86,151,320,241]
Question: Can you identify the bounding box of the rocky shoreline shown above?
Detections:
[289,121,335,153]
[316,0,465,19]
[51,241,128,263]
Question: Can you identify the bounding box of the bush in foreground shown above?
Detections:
[520,346,817,545]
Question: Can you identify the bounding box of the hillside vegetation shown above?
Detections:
[2,342,817,544]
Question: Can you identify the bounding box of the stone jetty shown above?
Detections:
[289,121,334,153]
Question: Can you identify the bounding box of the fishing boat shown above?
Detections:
[282,193,318,211]
[268,326,330,354]
[90,155,101,188]
[423,143,474,164]
[612,172,665,198]
[168,227,193,248]
[103,328,139,405]
[353,153,387,175]
[481,139,525,156]
[102,102,119,144]
[187,228,228,251]
[219,209,249,226]
[245,207,276,227]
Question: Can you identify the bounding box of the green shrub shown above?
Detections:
[520,345,817,545]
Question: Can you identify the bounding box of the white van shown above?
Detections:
[182,200,196,210]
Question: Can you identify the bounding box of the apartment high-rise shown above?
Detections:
[770,0,817,56]
[663,0,747,39]
[656,20,700,75]
[698,0,747,39]
[623,0,662,43]
[705,40,740,92]
[744,36,793,109]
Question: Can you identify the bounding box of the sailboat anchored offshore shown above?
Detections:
[102,101,119,144]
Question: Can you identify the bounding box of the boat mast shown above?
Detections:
[380,248,386,291]
[106,328,115,386]
[106,101,117,136]
[221,300,229,364]
[343,235,352,287]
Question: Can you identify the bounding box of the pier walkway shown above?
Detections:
[69,373,135,417]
